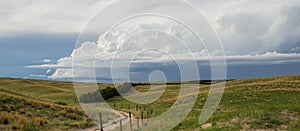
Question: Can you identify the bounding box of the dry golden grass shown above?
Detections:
[32,117,45,126]
[16,114,27,126]
[0,112,9,124]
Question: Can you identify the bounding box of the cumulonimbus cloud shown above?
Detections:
[21,0,300,81]
[26,21,300,80]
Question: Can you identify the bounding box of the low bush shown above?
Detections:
[80,82,133,103]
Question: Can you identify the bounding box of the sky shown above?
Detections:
[0,0,299,82]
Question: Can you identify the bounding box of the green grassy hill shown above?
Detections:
[0,75,299,130]
[0,79,94,130]
[107,75,300,130]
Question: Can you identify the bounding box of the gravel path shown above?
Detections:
[79,110,134,131]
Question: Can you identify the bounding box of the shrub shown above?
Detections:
[79,83,133,103]
[55,101,67,105]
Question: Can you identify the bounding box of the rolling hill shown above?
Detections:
[0,75,299,130]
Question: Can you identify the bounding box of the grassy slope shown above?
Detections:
[0,75,300,130]
[0,79,93,130]
[107,75,300,130]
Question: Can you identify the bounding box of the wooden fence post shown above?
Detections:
[137,117,139,129]
[129,112,132,131]
[120,120,122,131]
[141,111,144,125]
[99,112,103,131]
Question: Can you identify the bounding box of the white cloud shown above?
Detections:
[224,52,300,65]
[2,0,299,53]
[26,22,300,80]
[199,0,300,54]
[46,69,51,74]
[30,74,47,78]
[0,0,114,37]
[28,51,300,80]
[42,59,52,63]
[15,0,300,81]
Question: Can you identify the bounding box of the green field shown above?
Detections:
[0,75,300,130]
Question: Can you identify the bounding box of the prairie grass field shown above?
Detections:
[0,75,299,130]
